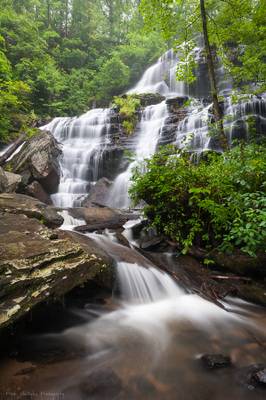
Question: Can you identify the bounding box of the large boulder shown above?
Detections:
[0,167,8,192]
[69,206,139,232]
[26,180,52,205]
[4,171,22,193]
[81,177,112,207]
[0,193,63,228]
[8,130,61,194]
[0,211,113,331]
[189,246,266,278]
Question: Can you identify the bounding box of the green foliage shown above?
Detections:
[140,0,266,92]
[113,95,141,134]
[130,143,266,257]
[0,78,31,142]
[0,0,164,142]
[90,55,131,102]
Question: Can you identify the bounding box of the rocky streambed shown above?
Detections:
[0,96,266,399]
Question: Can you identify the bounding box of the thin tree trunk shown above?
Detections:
[108,0,114,38]
[65,0,69,37]
[199,0,228,150]
[47,0,51,27]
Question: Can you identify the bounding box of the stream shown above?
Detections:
[0,48,265,399]
[0,221,266,399]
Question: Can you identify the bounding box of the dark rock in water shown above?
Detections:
[70,206,138,232]
[201,354,232,369]
[82,177,112,207]
[166,96,189,110]
[26,180,52,205]
[134,92,165,107]
[0,206,113,330]
[140,236,163,251]
[254,368,266,386]
[8,130,61,194]
[0,167,8,192]
[0,193,63,228]
[236,364,266,389]
[80,368,122,399]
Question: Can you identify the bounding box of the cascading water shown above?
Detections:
[15,226,266,399]
[42,47,265,209]
[42,108,111,207]
[175,94,266,152]
[106,101,169,208]
[129,49,186,96]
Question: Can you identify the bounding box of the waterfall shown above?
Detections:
[117,262,184,303]
[42,108,111,207]
[175,94,266,152]
[42,48,265,208]
[106,101,168,209]
[128,49,186,96]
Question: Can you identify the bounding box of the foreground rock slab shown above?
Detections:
[0,193,63,228]
[0,205,113,330]
[70,206,139,232]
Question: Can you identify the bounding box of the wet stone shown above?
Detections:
[236,364,266,389]
[254,368,266,386]
[80,368,122,399]
[200,354,232,369]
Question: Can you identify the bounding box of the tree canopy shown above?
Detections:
[0,0,165,142]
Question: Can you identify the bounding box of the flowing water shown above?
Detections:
[42,108,112,207]
[128,49,186,96]
[106,101,168,208]
[1,226,265,399]
[1,48,265,399]
[41,49,266,209]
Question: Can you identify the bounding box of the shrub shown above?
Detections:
[113,95,141,135]
[129,143,266,257]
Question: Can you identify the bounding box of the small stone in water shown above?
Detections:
[236,364,266,389]
[80,368,122,398]
[254,368,266,386]
[200,354,232,369]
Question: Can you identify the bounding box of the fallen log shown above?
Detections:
[210,275,252,282]
[0,134,26,166]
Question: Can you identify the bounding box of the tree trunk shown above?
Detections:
[107,0,114,38]
[47,0,51,27]
[65,0,69,37]
[199,0,228,150]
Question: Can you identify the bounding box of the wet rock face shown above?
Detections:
[8,130,61,194]
[81,177,112,207]
[134,93,166,107]
[0,204,113,331]
[157,96,188,146]
[166,96,189,111]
